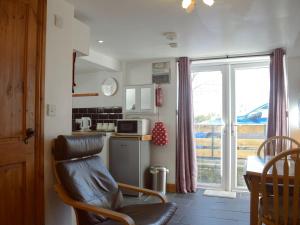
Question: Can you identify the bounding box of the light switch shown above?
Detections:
[47,104,56,117]
[54,14,63,28]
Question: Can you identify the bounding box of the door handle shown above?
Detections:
[24,128,35,144]
[231,123,238,136]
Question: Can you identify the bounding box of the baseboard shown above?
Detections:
[166,183,176,193]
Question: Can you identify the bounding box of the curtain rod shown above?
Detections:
[176,51,275,62]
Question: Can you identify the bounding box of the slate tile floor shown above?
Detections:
[124,189,250,225]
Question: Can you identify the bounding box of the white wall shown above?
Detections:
[287,56,300,141]
[44,0,74,225]
[125,59,177,184]
[72,70,123,108]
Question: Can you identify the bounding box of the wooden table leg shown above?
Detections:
[249,176,260,225]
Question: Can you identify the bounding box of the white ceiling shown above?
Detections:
[67,0,300,61]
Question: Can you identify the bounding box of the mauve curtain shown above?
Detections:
[267,48,288,142]
[176,57,197,193]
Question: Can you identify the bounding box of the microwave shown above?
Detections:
[116,119,150,135]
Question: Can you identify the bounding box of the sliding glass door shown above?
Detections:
[192,59,270,191]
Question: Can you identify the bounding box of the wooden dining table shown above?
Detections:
[244,156,267,225]
[244,155,296,225]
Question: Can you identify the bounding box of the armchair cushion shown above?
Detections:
[100,202,177,225]
[53,134,104,160]
[56,155,123,224]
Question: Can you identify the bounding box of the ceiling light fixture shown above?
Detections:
[182,0,191,9]
[182,0,196,13]
[163,32,177,41]
[182,0,214,12]
[168,42,178,48]
[98,40,104,44]
[203,0,214,7]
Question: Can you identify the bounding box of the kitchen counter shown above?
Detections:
[72,130,115,136]
[72,131,152,140]
[111,134,152,141]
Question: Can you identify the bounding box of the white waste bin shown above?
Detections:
[150,166,169,195]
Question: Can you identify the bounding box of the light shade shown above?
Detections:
[203,0,214,7]
[182,0,196,12]
[182,0,192,9]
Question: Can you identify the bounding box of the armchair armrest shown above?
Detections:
[118,182,167,203]
[54,184,135,225]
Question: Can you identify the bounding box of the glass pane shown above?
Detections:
[141,87,152,110]
[192,71,223,186]
[126,88,136,111]
[234,67,270,188]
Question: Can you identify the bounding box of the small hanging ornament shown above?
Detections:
[151,121,168,146]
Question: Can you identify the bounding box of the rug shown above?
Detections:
[203,190,237,198]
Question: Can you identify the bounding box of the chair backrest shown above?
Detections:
[52,134,124,225]
[261,148,300,225]
[257,136,300,157]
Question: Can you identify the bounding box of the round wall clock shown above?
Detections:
[101,77,118,96]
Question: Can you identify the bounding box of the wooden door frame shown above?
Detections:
[35,0,47,224]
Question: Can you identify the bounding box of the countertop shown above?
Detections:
[72,130,152,141]
[72,130,115,136]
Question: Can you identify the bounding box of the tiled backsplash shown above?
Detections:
[72,107,123,131]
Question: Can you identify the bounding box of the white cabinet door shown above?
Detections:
[124,84,156,114]
[125,87,137,112]
[140,85,155,113]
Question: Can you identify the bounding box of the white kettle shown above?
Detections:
[80,117,92,131]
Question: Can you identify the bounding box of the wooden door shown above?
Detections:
[0,0,45,224]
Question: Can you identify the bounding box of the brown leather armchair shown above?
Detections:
[52,134,177,225]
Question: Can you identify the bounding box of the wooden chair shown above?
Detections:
[257,136,300,157]
[259,148,300,225]
[52,134,177,225]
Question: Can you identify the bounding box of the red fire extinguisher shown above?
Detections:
[155,86,163,107]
